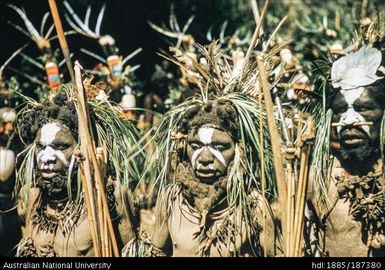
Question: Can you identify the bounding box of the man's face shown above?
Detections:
[35,122,77,199]
[187,127,235,184]
[331,84,384,165]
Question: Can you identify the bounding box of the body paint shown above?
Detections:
[337,87,370,135]
[37,123,70,169]
[191,127,227,168]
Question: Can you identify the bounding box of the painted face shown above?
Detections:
[187,127,235,184]
[331,84,384,165]
[35,122,77,199]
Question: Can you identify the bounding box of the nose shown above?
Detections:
[197,147,214,166]
[337,108,370,135]
[340,108,362,125]
[40,146,57,164]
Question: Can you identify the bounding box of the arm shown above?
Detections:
[111,180,139,250]
[17,186,41,238]
[151,187,172,256]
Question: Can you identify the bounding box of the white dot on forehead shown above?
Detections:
[340,87,365,106]
[40,123,61,144]
[198,127,214,144]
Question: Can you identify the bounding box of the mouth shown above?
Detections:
[343,138,365,145]
[340,134,366,148]
[41,170,58,179]
[195,169,216,179]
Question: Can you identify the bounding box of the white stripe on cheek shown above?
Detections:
[191,148,203,169]
[208,147,226,166]
[55,150,69,166]
[38,147,69,168]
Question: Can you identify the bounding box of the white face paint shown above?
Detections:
[40,123,61,145]
[191,127,227,169]
[37,123,69,170]
[337,87,370,135]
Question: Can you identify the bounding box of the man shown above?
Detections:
[123,42,280,257]
[309,38,385,256]
[151,101,277,257]
[16,90,138,257]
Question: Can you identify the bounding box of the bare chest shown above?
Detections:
[168,199,251,257]
[325,197,369,256]
[32,214,93,257]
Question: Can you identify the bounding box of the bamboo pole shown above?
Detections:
[292,144,309,256]
[74,62,120,257]
[96,148,106,257]
[258,72,267,257]
[49,0,119,256]
[257,55,288,254]
[289,112,303,256]
[293,119,314,256]
[76,73,102,257]
[285,163,292,256]
[294,145,311,256]
[79,164,101,256]
[292,117,314,256]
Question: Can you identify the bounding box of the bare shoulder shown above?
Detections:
[110,180,137,218]
[154,183,180,218]
[17,186,41,220]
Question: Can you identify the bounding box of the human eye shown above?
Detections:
[36,142,44,149]
[189,142,202,150]
[53,143,70,150]
[212,143,227,151]
[355,105,373,112]
[333,106,346,115]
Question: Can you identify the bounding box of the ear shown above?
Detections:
[176,137,188,162]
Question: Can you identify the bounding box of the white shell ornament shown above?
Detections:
[0,148,15,182]
[331,44,383,90]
